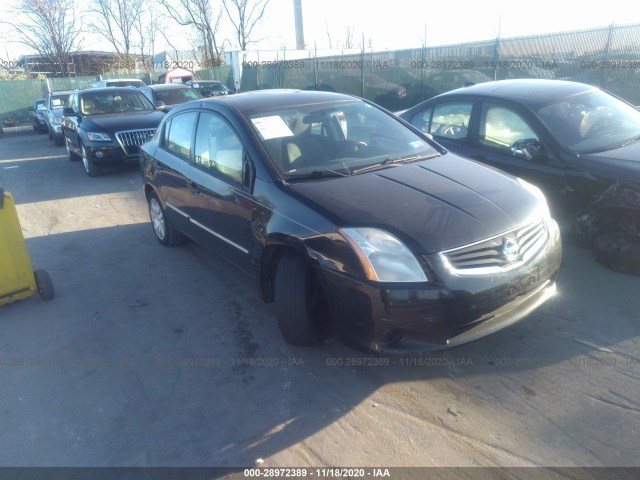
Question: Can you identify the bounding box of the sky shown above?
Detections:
[1,0,640,59]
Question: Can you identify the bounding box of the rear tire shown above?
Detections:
[274,252,331,346]
[34,269,55,301]
[147,192,186,246]
[593,232,640,275]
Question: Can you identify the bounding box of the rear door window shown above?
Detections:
[164,111,198,160]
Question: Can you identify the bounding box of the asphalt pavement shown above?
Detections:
[0,127,639,470]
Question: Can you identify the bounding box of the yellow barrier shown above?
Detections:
[0,191,54,305]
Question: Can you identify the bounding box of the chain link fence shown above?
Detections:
[2,23,640,126]
[242,23,640,110]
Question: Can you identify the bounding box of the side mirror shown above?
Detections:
[511,138,542,161]
[29,107,35,112]
[155,101,166,111]
[63,107,76,116]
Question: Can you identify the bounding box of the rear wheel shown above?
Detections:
[34,269,55,301]
[147,192,186,246]
[274,252,331,346]
[593,232,640,275]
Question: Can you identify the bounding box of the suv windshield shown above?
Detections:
[250,100,438,178]
[80,91,154,115]
[537,90,640,153]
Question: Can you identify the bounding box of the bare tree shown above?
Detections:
[8,0,83,76]
[159,0,223,68]
[325,22,332,49]
[221,0,270,51]
[343,26,355,50]
[88,0,144,58]
[134,2,161,68]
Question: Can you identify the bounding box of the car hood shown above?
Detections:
[84,111,164,132]
[49,108,64,119]
[287,154,543,253]
[579,141,640,190]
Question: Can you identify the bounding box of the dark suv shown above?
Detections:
[62,88,165,176]
[45,90,73,145]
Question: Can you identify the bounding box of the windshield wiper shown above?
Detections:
[288,169,350,181]
[619,134,640,148]
[352,153,438,175]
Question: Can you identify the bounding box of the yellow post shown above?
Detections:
[0,191,38,305]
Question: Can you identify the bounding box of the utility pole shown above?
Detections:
[293,0,305,50]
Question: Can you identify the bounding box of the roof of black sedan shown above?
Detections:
[203,89,359,112]
[442,79,598,106]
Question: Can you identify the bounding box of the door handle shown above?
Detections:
[186,181,200,194]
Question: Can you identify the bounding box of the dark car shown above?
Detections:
[187,80,231,97]
[92,78,146,88]
[62,88,165,176]
[44,90,73,146]
[139,84,202,112]
[29,99,48,133]
[140,89,561,353]
[399,79,640,274]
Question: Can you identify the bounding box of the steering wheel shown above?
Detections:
[437,124,467,138]
[338,141,368,156]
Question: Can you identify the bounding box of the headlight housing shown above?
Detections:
[87,132,111,141]
[340,227,428,283]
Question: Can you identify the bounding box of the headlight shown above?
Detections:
[340,227,428,282]
[517,178,551,220]
[87,132,111,141]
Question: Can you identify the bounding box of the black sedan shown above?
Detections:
[187,80,231,97]
[29,99,48,133]
[141,90,561,353]
[62,88,165,176]
[138,84,202,112]
[400,79,640,274]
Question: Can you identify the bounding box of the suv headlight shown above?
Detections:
[340,227,428,282]
[87,132,111,141]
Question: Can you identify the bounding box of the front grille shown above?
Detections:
[440,218,548,274]
[115,129,156,155]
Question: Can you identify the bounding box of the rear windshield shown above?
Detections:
[155,88,201,105]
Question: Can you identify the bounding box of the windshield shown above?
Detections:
[537,90,640,153]
[249,100,438,178]
[80,91,155,115]
[155,88,201,105]
[50,94,69,109]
